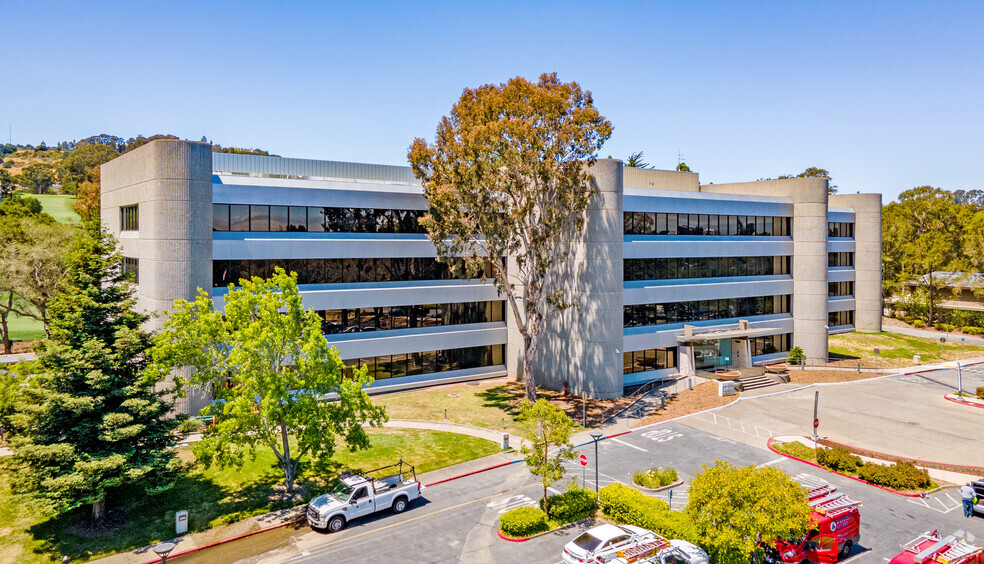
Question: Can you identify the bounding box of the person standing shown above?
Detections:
[961,482,977,518]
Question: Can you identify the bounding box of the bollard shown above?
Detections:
[444,408,447,421]
[856,361,860,373]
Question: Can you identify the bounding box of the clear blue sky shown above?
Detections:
[5,1,982,202]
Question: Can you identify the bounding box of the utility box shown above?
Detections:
[913,355,921,365]
[717,381,735,396]
[175,510,188,535]
[500,433,510,450]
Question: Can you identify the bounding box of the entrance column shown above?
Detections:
[678,344,695,378]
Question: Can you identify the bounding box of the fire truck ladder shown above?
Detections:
[936,540,983,564]
[617,538,672,563]
[813,494,862,517]
[805,484,837,501]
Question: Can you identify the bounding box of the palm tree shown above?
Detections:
[625,151,650,168]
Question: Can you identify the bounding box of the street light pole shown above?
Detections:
[152,542,176,564]
[590,431,603,493]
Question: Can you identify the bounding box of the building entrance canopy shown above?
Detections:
[675,321,781,343]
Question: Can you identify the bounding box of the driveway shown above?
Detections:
[682,363,984,467]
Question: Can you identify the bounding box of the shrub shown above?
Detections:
[598,483,698,543]
[977,387,984,400]
[499,506,549,537]
[912,319,926,328]
[539,486,598,523]
[633,467,678,489]
[787,346,805,365]
[816,446,862,473]
[772,441,816,461]
[857,461,932,490]
[178,418,205,435]
[903,317,914,325]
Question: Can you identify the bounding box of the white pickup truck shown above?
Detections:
[306,460,426,532]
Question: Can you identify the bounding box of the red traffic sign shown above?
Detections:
[579,454,588,467]
[813,418,820,430]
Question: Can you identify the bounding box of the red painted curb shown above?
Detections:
[424,460,515,488]
[944,395,984,410]
[140,517,305,563]
[606,430,632,439]
[766,437,923,498]
[497,529,530,542]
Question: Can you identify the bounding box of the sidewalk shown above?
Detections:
[885,324,984,345]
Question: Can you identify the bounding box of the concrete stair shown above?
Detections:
[736,368,780,391]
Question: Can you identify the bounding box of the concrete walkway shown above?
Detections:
[885,324,984,345]
[0,352,35,365]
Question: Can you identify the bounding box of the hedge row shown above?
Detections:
[977,387,984,400]
[598,483,699,543]
[539,487,598,522]
[499,506,549,537]
[815,446,932,490]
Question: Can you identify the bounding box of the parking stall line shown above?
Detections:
[610,437,648,452]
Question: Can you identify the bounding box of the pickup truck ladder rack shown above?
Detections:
[616,538,672,563]
[805,484,837,501]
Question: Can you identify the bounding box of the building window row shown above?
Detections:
[828,281,854,297]
[123,257,139,283]
[213,257,491,288]
[829,310,855,327]
[751,333,792,356]
[624,256,790,282]
[828,252,854,267]
[342,344,504,381]
[828,222,855,238]
[317,301,504,334]
[624,212,791,237]
[212,204,427,234]
[623,347,678,375]
[120,205,139,231]
[624,295,791,328]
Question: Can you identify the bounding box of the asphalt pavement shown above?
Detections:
[220,416,984,564]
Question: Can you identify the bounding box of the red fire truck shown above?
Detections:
[763,485,862,563]
[888,531,983,564]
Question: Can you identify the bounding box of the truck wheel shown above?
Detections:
[392,496,409,514]
[839,540,853,559]
[327,515,346,533]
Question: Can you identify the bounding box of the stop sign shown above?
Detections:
[579,454,588,467]
[813,418,820,430]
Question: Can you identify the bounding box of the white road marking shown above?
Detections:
[487,494,537,514]
[757,457,786,468]
[712,436,737,445]
[610,437,648,452]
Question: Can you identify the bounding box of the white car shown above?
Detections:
[562,524,654,564]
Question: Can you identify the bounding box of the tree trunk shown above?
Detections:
[928,275,935,326]
[280,416,294,493]
[523,333,538,401]
[92,496,106,522]
[1,291,12,355]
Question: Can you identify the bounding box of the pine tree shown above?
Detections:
[7,221,181,522]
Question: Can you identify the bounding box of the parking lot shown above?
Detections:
[247,416,984,563]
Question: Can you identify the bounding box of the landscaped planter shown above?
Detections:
[631,478,683,493]
[712,370,741,380]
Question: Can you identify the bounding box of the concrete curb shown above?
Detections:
[497,529,530,542]
[766,436,923,498]
[944,394,984,410]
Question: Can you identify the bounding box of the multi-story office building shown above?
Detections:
[102,140,881,413]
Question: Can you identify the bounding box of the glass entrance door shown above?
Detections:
[692,339,732,370]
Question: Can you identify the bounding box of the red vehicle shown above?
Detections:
[888,530,983,564]
[763,485,861,563]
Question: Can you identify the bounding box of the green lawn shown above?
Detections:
[0,427,499,563]
[12,190,79,224]
[828,331,984,367]
[6,312,45,342]
[373,379,528,436]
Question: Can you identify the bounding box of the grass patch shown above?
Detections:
[6,312,45,342]
[373,379,527,436]
[632,467,678,489]
[828,331,984,367]
[0,427,498,563]
[772,440,817,462]
[13,191,79,224]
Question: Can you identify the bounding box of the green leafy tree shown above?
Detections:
[518,398,576,519]
[0,363,27,442]
[778,167,837,194]
[676,162,691,172]
[882,186,965,324]
[149,268,387,493]
[685,461,812,563]
[408,73,613,401]
[16,162,58,194]
[8,219,77,335]
[0,169,15,198]
[0,195,56,353]
[58,143,118,187]
[625,151,650,168]
[6,222,181,522]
